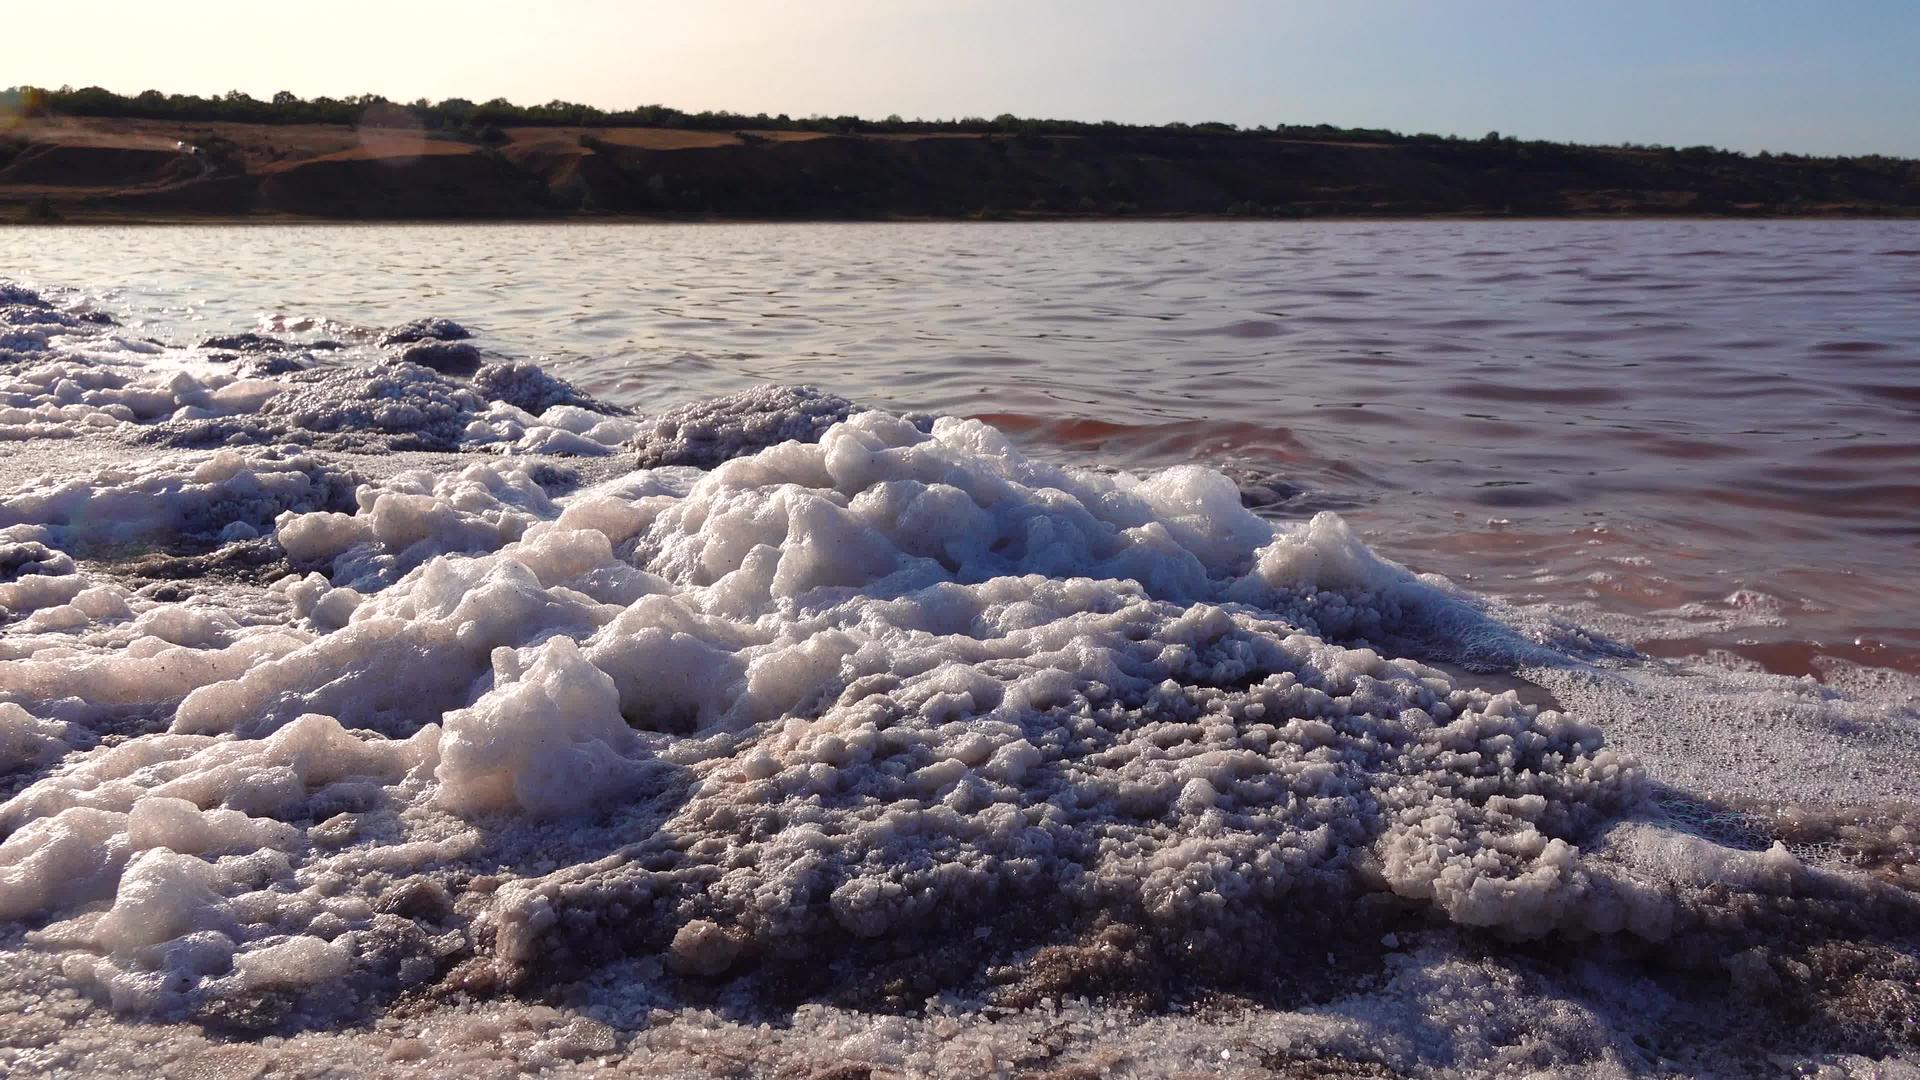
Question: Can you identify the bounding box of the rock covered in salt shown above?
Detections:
[379,318,472,346]
[629,384,856,468]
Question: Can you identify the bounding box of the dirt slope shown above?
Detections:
[3,117,1917,221]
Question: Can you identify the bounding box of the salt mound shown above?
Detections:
[226,352,316,379]
[471,360,625,419]
[3,306,111,332]
[0,294,633,457]
[437,636,653,816]
[0,305,267,442]
[0,402,1694,1022]
[139,359,620,454]
[629,384,857,467]
[0,449,358,553]
[143,361,488,452]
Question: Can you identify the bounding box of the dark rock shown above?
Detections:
[0,283,49,308]
[199,332,286,352]
[379,317,472,346]
[397,339,482,375]
[1,306,95,330]
[376,879,455,922]
[230,353,315,377]
[116,537,301,586]
[526,462,581,492]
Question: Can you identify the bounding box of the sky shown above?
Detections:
[8,0,1919,156]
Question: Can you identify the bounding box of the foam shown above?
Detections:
[2,399,1666,1020]
[437,637,650,816]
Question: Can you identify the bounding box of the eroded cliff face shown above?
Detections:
[4,117,1920,221]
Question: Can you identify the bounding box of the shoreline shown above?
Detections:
[12,209,1920,226]
[7,116,1917,225]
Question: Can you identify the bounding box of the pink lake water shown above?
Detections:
[4,218,1917,675]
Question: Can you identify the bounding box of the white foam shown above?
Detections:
[0,400,1678,1022]
[437,637,643,816]
[0,450,355,553]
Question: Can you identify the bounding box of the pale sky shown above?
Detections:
[10,0,1919,156]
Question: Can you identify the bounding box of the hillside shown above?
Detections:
[5,115,1919,222]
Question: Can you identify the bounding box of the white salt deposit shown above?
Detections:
[1,279,1915,1077]
[0,291,627,457]
[0,449,356,553]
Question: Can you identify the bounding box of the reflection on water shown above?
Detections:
[3,219,1917,674]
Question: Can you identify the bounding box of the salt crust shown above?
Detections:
[0,287,627,455]
[0,395,1772,1020]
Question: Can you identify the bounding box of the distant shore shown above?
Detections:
[15,211,1920,227]
[7,116,1919,223]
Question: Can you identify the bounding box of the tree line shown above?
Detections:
[3,84,1911,168]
